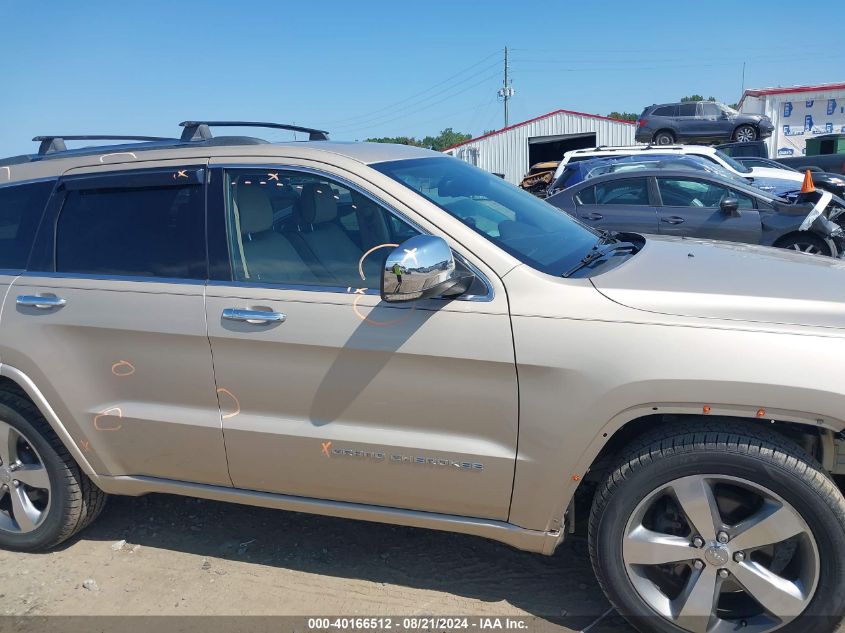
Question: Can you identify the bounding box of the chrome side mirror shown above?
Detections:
[381,235,469,302]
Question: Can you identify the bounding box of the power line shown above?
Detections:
[340,69,502,134]
[324,49,502,127]
[330,59,501,130]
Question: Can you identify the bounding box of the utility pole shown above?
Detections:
[497,46,515,127]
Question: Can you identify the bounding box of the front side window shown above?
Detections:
[657,178,754,209]
[0,181,54,270]
[594,178,650,206]
[56,183,205,279]
[373,157,599,276]
[699,102,721,118]
[224,169,420,288]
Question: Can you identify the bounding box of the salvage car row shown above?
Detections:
[519,143,845,258]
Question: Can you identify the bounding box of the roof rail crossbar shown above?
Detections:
[178,121,329,142]
[33,135,174,155]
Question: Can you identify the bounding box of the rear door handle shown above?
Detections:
[584,212,604,220]
[661,216,686,225]
[16,295,67,309]
[222,308,286,325]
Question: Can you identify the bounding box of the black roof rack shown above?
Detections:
[32,135,175,155]
[179,121,329,142]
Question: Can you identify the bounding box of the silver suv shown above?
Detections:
[1,121,845,633]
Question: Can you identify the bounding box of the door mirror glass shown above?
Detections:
[720,196,740,216]
[381,235,470,302]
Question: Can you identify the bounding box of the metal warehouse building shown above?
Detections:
[443,109,636,184]
[739,81,845,158]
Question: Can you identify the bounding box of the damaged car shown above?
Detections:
[546,167,845,256]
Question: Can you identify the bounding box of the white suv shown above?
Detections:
[552,144,805,188]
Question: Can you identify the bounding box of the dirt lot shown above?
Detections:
[0,493,630,633]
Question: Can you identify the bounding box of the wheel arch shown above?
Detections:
[548,402,844,543]
[772,230,835,255]
[652,128,676,142]
[0,365,99,480]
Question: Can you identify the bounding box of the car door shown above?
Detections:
[0,180,56,360]
[673,102,698,140]
[0,163,230,485]
[203,162,518,520]
[655,176,762,243]
[697,102,733,138]
[574,176,659,234]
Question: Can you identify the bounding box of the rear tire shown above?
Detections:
[653,131,675,145]
[589,422,845,633]
[776,233,832,257]
[733,125,758,142]
[0,389,106,551]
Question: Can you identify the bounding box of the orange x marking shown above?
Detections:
[267,172,279,181]
[175,170,188,179]
[321,441,332,457]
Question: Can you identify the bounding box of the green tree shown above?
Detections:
[680,95,716,102]
[364,136,424,147]
[607,111,638,122]
[366,128,472,151]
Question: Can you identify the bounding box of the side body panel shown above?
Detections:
[502,265,845,532]
[1,277,229,484]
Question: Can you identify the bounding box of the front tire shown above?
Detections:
[589,422,845,633]
[733,125,758,142]
[0,389,106,551]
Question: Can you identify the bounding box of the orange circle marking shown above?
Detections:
[351,294,415,327]
[217,387,241,420]
[94,407,123,432]
[357,243,398,281]
[111,360,136,377]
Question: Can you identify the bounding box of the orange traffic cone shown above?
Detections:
[801,169,816,194]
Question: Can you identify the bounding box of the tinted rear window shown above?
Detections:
[0,181,54,270]
[56,185,206,279]
[652,105,677,116]
[678,103,697,117]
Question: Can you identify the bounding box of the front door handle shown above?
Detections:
[16,295,67,309]
[661,216,686,225]
[584,212,604,220]
[222,308,286,325]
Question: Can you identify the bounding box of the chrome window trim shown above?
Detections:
[216,163,494,302]
[19,271,206,286]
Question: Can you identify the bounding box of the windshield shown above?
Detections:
[713,149,752,174]
[373,157,600,276]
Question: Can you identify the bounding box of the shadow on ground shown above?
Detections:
[60,493,629,631]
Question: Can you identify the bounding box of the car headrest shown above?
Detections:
[236,185,274,234]
[299,183,338,224]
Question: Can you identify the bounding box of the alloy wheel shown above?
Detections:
[0,420,51,533]
[622,474,819,633]
[788,243,822,255]
[735,127,756,142]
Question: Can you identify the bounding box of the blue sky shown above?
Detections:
[1,0,842,156]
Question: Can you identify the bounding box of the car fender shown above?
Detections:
[541,394,845,540]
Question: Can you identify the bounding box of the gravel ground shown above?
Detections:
[0,493,630,633]
[4,491,842,633]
